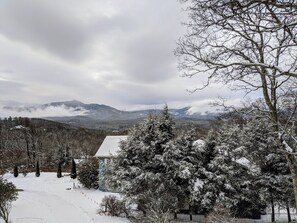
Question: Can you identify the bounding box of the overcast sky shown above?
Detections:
[0,0,247,114]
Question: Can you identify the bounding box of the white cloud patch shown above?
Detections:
[187,98,245,115]
[0,104,88,118]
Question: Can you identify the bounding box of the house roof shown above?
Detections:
[94,135,128,158]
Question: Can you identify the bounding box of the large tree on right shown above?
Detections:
[176,0,297,208]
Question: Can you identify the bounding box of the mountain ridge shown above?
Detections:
[2,100,217,119]
[1,100,217,129]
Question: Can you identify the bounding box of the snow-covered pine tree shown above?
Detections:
[191,132,228,215]
[192,125,263,219]
[108,106,197,220]
[163,130,198,212]
[215,121,266,219]
[240,115,294,221]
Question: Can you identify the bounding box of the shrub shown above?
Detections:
[206,203,236,223]
[57,162,62,178]
[13,166,18,178]
[35,161,40,177]
[98,195,128,217]
[70,159,77,179]
[77,160,98,189]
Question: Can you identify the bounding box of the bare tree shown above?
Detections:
[176,0,297,207]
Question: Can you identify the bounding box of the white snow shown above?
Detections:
[180,167,191,178]
[94,135,128,158]
[2,172,129,223]
[235,157,250,167]
[193,139,205,148]
[282,139,293,153]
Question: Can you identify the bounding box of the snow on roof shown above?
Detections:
[94,135,128,158]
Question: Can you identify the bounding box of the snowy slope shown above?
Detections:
[2,173,129,223]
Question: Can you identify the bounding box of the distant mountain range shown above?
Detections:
[2,100,217,130]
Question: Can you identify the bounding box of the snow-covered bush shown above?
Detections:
[205,203,236,223]
[78,159,99,189]
[98,195,128,217]
[0,177,18,223]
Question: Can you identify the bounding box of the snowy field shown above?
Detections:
[2,172,130,223]
[1,172,295,223]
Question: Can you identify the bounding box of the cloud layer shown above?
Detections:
[0,104,88,118]
[0,0,251,113]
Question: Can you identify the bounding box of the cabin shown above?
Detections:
[94,135,128,191]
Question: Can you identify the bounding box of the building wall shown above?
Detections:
[98,158,107,191]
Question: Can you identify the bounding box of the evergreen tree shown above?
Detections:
[108,106,197,220]
[77,159,98,189]
[70,159,77,179]
[240,115,294,220]
[13,166,18,178]
[57,162,62,178]
[207,114,294,220]
[191,133,229,214]
[192,126,264,218]
[35,161,40,177]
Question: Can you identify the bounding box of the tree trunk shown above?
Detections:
[286,204,291,222]
[285,153,297,210]
[271,197,275,223]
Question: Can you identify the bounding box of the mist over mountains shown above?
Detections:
[1,100,216,129]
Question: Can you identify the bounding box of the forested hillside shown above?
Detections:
[0,117,110,173]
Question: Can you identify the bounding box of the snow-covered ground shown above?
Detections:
[2,172,130,223]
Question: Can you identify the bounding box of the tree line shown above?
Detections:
[107,106,295,222]
[0,117,106,173]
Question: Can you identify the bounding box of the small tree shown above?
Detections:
[0,178,18,223]
[35,161,40,177]
[13,165,18,177]
[78,159,99,189]
[70,159,77,179]
[57,162,62,178]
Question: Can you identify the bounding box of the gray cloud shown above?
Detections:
[0,1,91,61]
[0,0,245,112]
[0,80,24,95]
